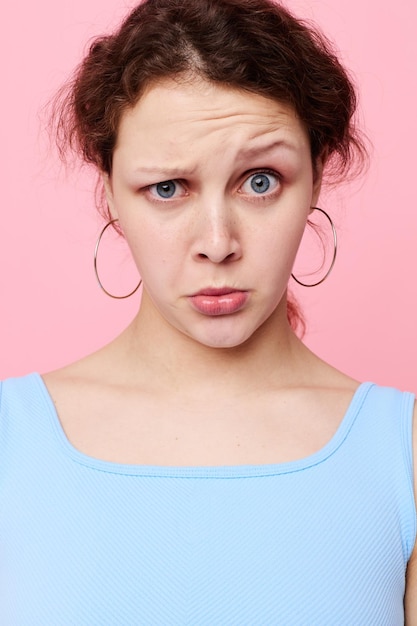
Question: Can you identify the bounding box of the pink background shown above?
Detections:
[1,1,416,391]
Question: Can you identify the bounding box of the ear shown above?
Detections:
[102,172,118,219]
[311,149,328,208]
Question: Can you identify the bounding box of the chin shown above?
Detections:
[201,338,248,350]
[187,326,257,350]
[174,306,280,350]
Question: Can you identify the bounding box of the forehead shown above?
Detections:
[114,78,310,163]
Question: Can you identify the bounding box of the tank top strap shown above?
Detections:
[345,383,416,561]
[354,383,415,478]
[0,373,60,477]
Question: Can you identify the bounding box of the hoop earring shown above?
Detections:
[94,218,142,299]
[291,207,337,287]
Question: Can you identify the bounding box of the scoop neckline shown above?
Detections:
[32,372,373,478]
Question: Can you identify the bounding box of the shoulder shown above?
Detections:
[405,400,417,620]
[0,374,55,435]
[0,373,43,408]
[410,397,417,523]
[0,374,52,463]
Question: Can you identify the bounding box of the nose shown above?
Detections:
[191,199,242,264]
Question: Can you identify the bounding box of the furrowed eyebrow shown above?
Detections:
[134,166,197,177]
[133,140,297,177]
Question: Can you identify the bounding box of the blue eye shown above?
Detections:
[155,180,177,198]
[146,179,187,202]
[240,171,280,197]
[250,173,271,194]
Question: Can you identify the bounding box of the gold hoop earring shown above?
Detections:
[94,218,142,299]
[291,207,337,287]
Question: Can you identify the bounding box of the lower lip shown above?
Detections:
[189,291,249,316]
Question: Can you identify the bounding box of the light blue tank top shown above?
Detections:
[0,373,415,625]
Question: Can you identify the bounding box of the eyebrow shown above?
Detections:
[134,165,198,177]
[133,140,297,176]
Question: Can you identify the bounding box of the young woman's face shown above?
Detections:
[105,78,322,348]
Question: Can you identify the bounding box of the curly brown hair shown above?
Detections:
[53,0,367,333]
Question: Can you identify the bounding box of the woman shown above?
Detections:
[1,0,416,623]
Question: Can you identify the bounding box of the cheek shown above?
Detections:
[251,215,308,269]
[124,224,183,284]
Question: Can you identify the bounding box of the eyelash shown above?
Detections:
[146,180,187,201]
[144,169,282,203]
[239,169,281,200]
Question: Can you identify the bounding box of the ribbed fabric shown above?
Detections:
[0,374,415,625]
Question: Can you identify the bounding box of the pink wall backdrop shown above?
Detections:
[1,1,416,391]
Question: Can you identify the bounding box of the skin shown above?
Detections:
[106,78,318,352]
[43,77,417,614]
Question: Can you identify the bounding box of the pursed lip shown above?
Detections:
[191,287,245,297]
[188,287,249,315]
